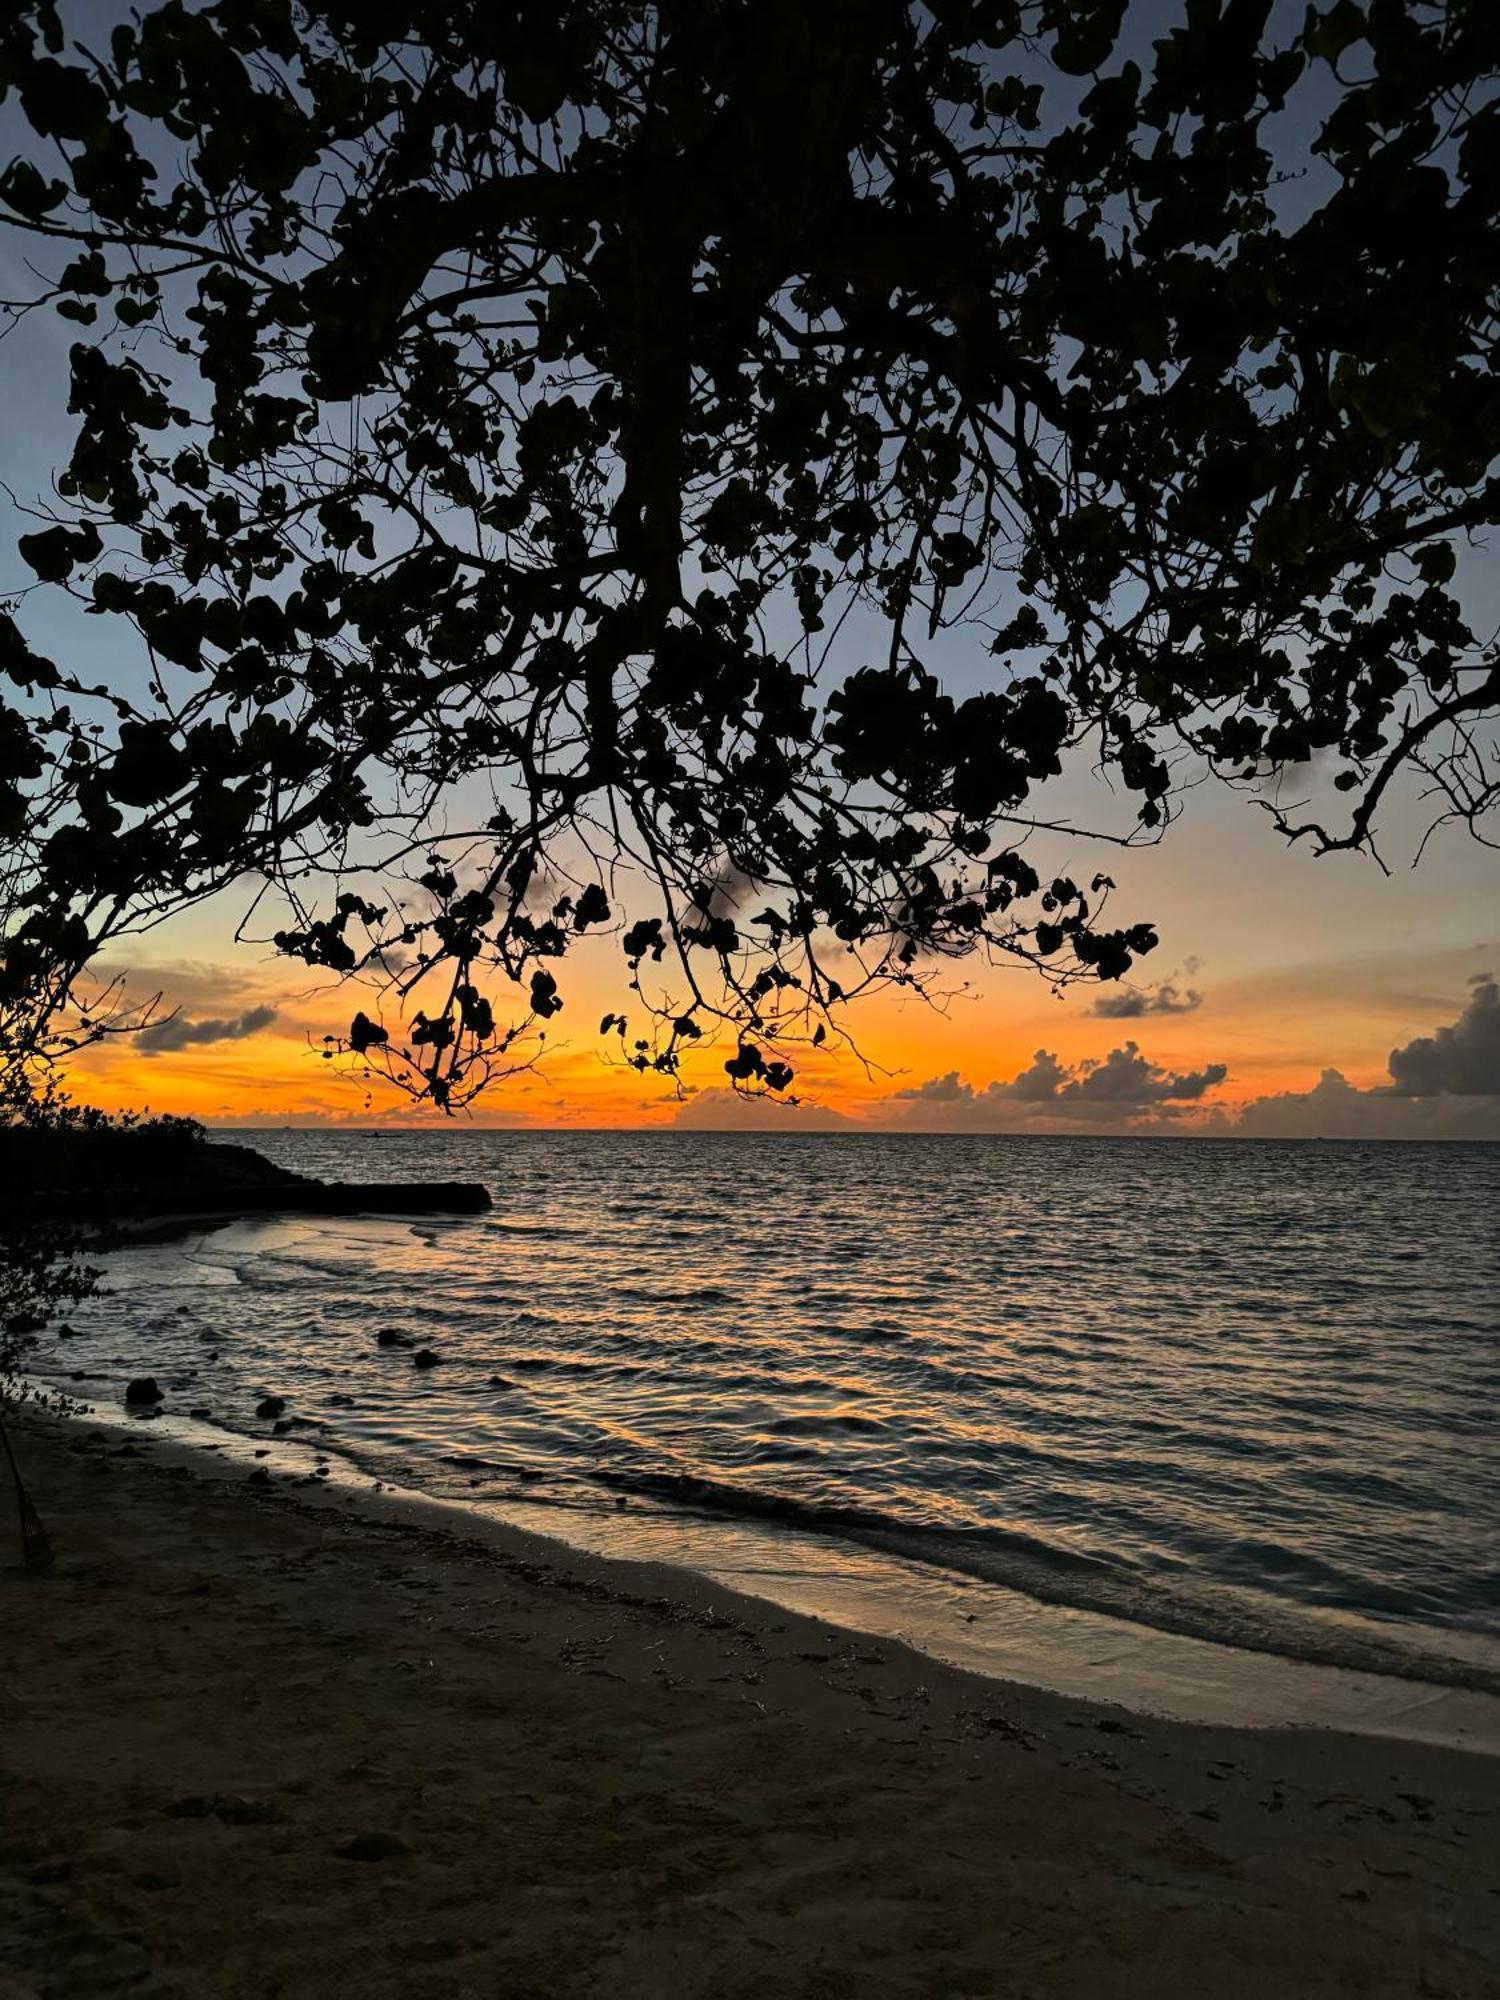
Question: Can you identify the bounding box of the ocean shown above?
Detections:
[43,1130,1500,1736]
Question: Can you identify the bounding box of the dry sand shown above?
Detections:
[1,1410,1496,1999]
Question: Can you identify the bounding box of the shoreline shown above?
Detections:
[39,1384,1500,1755]
[3,1406,1498,1995]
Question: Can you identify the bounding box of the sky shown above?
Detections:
[54,804,1500,1135]
[5,2,1498,1139]
[5,169,1494,1140]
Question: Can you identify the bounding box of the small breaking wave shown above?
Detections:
[585,1468,1500,1697]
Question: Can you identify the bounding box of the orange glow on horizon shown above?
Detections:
[57,960,1384,1130]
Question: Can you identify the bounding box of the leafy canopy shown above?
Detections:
[2,0,1497,1107]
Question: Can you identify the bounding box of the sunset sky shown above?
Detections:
[4,23,1496,1144]
[11,249,1493,1139]
[58,781,1499,1137]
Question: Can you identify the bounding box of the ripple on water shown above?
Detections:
[52,1130,1500,1688]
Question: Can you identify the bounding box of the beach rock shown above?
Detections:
[377,1328,412,1348]
[246,1468,273,1487]
[329,1393,357,1407]
[255,1396,286,1420]
[124,1377,163,1405]
[412,1349,441,1369]
[335,1830,410,1862]
[188,1407,212,1420]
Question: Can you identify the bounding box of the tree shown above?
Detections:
[2,0,1497,1108]
[0,981,187,1571]
[0,1026,100,1574]
[0,966,155,1380]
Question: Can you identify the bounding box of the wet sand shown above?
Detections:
[2,1410,1497,1998]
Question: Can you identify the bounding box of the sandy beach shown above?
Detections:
[2,1410,1496,2000]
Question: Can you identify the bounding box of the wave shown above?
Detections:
[584,1468,1500,1696]
[490,1221,589,1238]
[57,1128,1500,1714]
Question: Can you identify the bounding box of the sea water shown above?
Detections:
[44,1132,1500,1733]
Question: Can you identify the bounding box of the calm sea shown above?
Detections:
[48,1132,1500,1710]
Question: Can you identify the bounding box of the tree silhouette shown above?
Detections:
[2,0,1496,1106]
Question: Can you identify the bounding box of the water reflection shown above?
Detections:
[54,1132,1500,1693]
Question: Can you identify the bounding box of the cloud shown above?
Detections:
[1226,978,1500,1139]
[136,1005,279,1055]
[881,985,1500,1142]
[882,1041,1228,1131]
[891,1070,970,1102]
[1230,1068,1500,1140]
[1041,1042,1226,1107]
[1386,976,1499,1096]
[996,1049,1073,1101]
[1089,979,1203,1019]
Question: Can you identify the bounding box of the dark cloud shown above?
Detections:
[137,1005,279,1055]
[1230,1069,1500,1140]
[891,1070,972,1102]
[1048,1042,1225,1107]
[883,1042,1228,1129]
[986,1041,1225,1111]
[996,1049,1073,1101]
[1089,980,1203,1019]
[1386,976,1499,1096]
[1227,979,1500,1139]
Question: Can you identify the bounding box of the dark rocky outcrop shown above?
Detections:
[124,1378,163,1406]
[7,1119,489,1227]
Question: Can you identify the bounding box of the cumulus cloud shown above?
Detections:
[1231,1068,1500,1140]
[1089,979,1203,1019]
[884,1041,1228,1130]
[136,1005,279,1055]
[1227,978,1500,1140]
[1043,1042,1226,1107]
[1386,976,1499,1096]
[996,1049,1073,1101]
[891,1070,970,1103]
[880,983,1500,1142]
